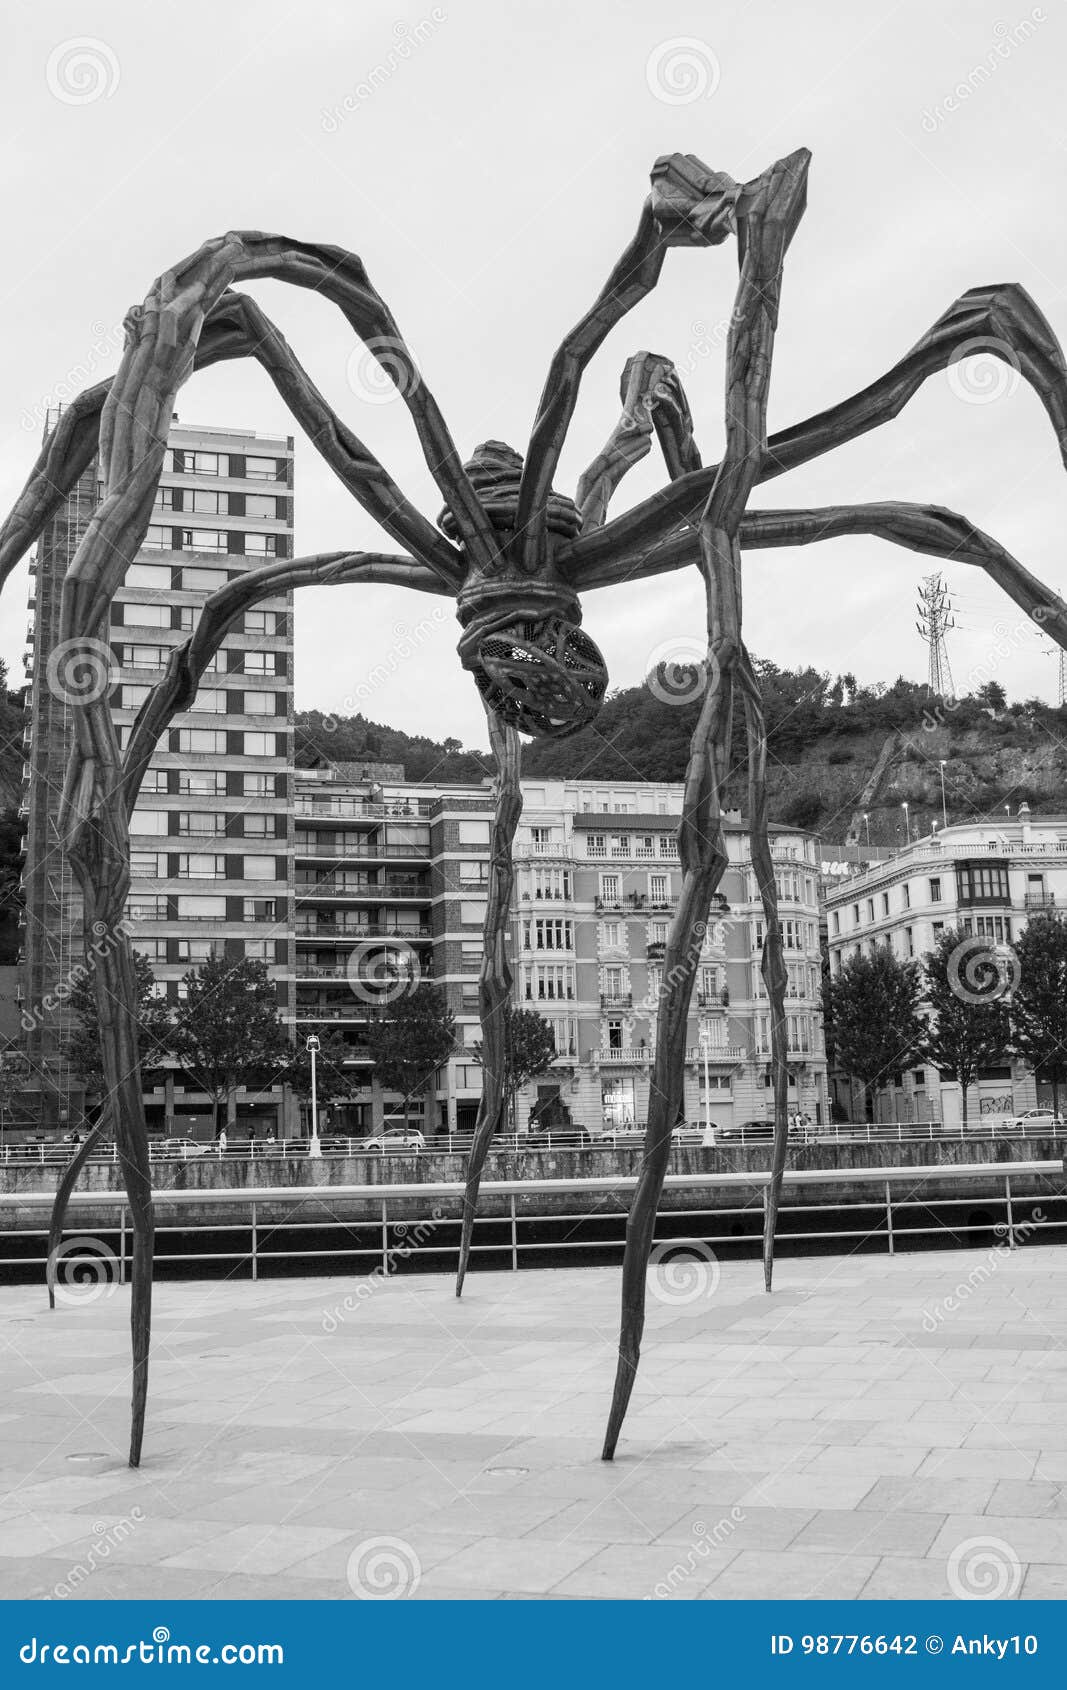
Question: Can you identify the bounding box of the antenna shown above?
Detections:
[916,572,957,699]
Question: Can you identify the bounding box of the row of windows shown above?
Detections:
[598,873,673,904]
[127,895,280,922]
[130,853,286,880]
[134,938,279,964]
[142,526,284,557]
[164,448,288,480]
[155,487,284,519]
[523,867,573,901]
[139,770,282,799]
[115,603,285,635]
[116,644,283,677]
[521,918,574,952]
[584,833,679,860]
[118,685,286,717]
[115,727,287,757]
[130,810,284,838]
[752,918,818,952]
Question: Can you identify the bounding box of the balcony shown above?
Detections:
[294,841,429,860]
[295,877,428,900]
[294,797,434,820]
[295,922,432,941]
[697,992,728,1009]
[600,993,633,1010]
[1025,891,1056,910]
[598,1047,652,1064]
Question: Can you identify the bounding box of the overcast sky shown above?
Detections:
[2,0,1065,749]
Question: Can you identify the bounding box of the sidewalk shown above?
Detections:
[1,1245,1065,1599]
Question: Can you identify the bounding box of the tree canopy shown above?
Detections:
[822,945,927,1118]
[365,981,455,1130]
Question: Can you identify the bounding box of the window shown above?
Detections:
[140,769,168,795]
[179,769,226,796]
[244,773,275,797]
[178,853,226,879]
[127,894,168,920]
[904,925,915,957]
[182,529,227,554]
[459,859,489,885]
[649,920,668,945]
[125,644,168,668]
[131,851,167,877]
[178,811,225,836]
[649,873,669,903]
[881,892,889,917]
[245,455,281,479]
[530,918,573,951]
[244,898,277,922]
[242,651,272,675]
[831,911,840,935]
[586,833,606,858]
[529,826,551,851]
[177,729,227,755]
[192,688,226,714]
[245,940,272,960]
[130,809,168,835]
[459,900,485,925]
[602,921,622,948]
[458,819,491,846]
[244,857,278,880]
[524,964,574,1002]
[531,866,571,900]
[243,690,279,716]
[866,899,875,922]
[176,895,225,919]
[182,565,227,591]
[126,563,171,589]
[141,526,173,550]
[176,606,198,631]
[243,732,277,756]
[133,939,168,963]
[902,883,911,909]
[177,450,228,476]
[932,920,945,941]
[176,939,216,962]
[929,876,942,901]
[600,874,620,903]
[957,861,1011,903]
[245,533,278,556]
[243,815,274,837]
[118,685,149,711]
[188,489,227,516]
[244,609,280,636]
[124,602,170,628]
[245,493,279,519]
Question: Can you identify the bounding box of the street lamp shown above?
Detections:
[862,812,871,847]
[938,760,948,828]
[699,1023,714,1144]
[306,1034,322,1161]
[901,801,911,845]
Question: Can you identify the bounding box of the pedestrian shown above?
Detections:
[218,1126,228,1156]
[266,1129,278,1155]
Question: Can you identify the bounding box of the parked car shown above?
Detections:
[363,1129,426,1153]
[716,1118,774,1142]
[1010,1108,1061,1131]
[156,1137,210,1159]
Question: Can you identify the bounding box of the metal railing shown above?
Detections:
[1,1160,1061,1281]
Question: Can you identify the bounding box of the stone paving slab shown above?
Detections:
[1,1246,1066,1600]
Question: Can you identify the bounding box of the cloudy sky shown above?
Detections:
[1,0,1064,749]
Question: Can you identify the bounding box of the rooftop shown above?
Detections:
[2,1250,1065,1599]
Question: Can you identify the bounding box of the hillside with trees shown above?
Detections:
[296,662,1067,845]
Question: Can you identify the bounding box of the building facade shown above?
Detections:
[824,802,1064,1122]
[20,421,297,1133]
[512,781,828,1134]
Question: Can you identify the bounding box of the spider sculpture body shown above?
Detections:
[3,147,1067,1467]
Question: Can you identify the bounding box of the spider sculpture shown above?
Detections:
[3,146,1067,1469]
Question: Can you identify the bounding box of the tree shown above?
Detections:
[67,951,174,1110]
[286,1030,355,1129]
[365,981,455,1131]
[822,945,927,1121]
[1009,912,1067,1116]
[168,957,290,1136]
[473,1003,557,1130]
[924,927,1011,1127]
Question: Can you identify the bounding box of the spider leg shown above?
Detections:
[560,281,1067,583]
[602,147,809,1461]
[455,707,523,1297]
[575,351,702,532]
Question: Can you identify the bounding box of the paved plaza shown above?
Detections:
[1,1246,1066,1600]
